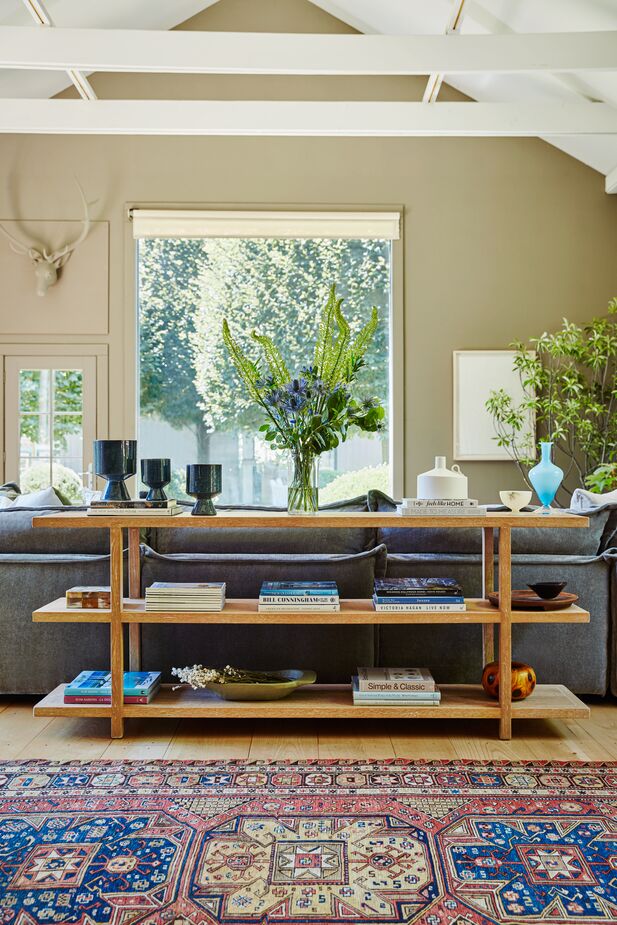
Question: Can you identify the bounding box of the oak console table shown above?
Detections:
[31,510,590,740]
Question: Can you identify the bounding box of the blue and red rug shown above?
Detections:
[0,758,615,924]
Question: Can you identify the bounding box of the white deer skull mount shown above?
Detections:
[0,179,93,296]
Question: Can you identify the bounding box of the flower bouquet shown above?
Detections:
[223,284,385,512]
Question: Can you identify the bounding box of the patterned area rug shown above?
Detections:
[0,759,616,924]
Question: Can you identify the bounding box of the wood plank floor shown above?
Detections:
[1,697,616,762]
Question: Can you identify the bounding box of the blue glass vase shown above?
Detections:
[528,441,563,514]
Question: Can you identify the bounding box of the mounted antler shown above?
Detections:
[0,178,93,296]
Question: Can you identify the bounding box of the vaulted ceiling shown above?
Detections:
[1,0,616,185]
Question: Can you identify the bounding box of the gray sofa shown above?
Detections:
[1,494,615,696]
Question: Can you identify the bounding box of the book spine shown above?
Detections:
[353,698,440,706]
[358,681,435,693]
[373,594,465,604]
[402,499,478,507]
[400,509,485,517]
[90,500,173,508]
[63,694,156,704]
[260,590,337,597]
[353,690,441,701]
[373,603,466,612]
[257,604,340,612]
[259,595,339,604]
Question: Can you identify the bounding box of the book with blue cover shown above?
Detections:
[260,581,338,596]
[65,671,161,696]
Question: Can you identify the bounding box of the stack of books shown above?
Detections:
[63,670,161,704]
[352,667,440,706]
[400,498,485,517]
[373,578,465,612]
[258,581,340,612]
[145,581,225,612]
[66,586,111,609]
[87,500,183,516]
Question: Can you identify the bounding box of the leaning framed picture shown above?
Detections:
[453,350,535,461]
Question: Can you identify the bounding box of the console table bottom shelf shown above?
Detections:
[33,683,589,722]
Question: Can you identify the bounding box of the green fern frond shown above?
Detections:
[313,284,338,374]
[222,319,262,401]
[251,332,290,385]
[324,298,352,386]
[350,306,379,360]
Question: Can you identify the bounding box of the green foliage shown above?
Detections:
[223,283,385,462]
[585,462,617,493]
[21,462,83,504]
[192,238,389,434]
[486,299,617,494]
[320,463,390,504]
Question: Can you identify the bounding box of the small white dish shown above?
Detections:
[500,490,532,513]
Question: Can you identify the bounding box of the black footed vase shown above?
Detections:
[94,440,137,502]
[186,463,222,516]
[141,458,171,502]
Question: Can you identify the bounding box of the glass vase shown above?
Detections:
[288,451,319,514]
[528,441,563,514]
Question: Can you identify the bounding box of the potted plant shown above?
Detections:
[223,284,385,513]
[486,298,617,501]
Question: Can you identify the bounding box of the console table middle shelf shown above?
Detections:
[31,509,590,740]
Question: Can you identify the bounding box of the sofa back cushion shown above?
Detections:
[0,507,109,554]
[367,490,609,556]
[141,543,387,598]
[150,495,375,555]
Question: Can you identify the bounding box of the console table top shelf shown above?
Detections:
[32,510,588,529]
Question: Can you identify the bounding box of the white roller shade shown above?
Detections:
[131,209,400,240]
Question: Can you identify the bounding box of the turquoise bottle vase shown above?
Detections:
[528,441,563,514]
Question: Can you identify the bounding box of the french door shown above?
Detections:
[4,354,98,502]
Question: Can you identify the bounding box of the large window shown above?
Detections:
[135,212,397,506]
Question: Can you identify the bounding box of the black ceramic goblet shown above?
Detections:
[186,463,222,516]
[94,440,137,501]
[141,458,171,502]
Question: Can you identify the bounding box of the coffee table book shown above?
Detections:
[30,510,591,740]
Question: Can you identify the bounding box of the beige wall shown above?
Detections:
[1,0,616,501]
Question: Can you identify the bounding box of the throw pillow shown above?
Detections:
[12,487,63,508]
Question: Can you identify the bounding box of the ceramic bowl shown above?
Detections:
[528,581,567,600]
[206,669,316,701]
[499,490,533,513]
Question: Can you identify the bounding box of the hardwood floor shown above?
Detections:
[1,697,616,762]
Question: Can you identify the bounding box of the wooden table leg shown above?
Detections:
[498,526,512,740]
[128,527,141,672]
[482,526,495,665]
[110,525,124,739]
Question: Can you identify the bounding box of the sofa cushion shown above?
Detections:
[0,507,109,554]
[150,495,375,555]
[141,543,387,598]
[368,490,608,556]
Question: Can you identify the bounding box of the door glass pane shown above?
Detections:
[20,414,50,458]
[53,369,83,412]
[19,369,49,414]
[15,366,87,504]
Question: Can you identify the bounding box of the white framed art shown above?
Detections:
[453,350,535,461]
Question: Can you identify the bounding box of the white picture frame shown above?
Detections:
[453,350,535,461]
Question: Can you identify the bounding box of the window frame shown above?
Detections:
[129,208,404,500]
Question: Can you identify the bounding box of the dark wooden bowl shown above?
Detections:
[487,590,578,611]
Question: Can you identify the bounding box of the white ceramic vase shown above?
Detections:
[417,456,468,500]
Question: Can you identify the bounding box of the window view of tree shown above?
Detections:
[138,237,391,504]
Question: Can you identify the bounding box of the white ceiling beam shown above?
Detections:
[19,0,97,101]
[3,27,617,76]
[1,99,616,136]
[423,0,468,104]
[606,164,617,193]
